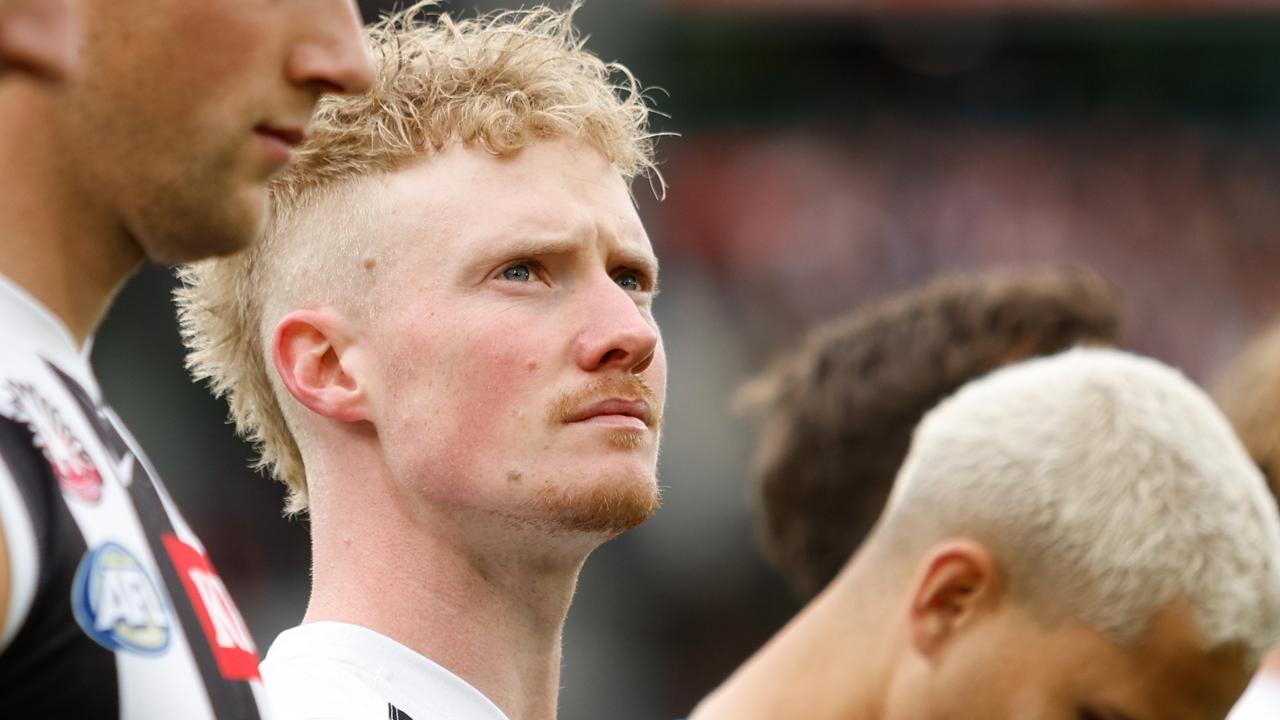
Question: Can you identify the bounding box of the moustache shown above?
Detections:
[552,376,663,430]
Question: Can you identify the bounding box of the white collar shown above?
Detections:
[0,272,101,397]
[265,622,510,720]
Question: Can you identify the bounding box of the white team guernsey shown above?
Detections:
[0,274,270,718]
[261,622,509,720]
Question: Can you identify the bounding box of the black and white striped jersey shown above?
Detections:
[0,275,270,718]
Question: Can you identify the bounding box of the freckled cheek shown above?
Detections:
[437,321,552,441]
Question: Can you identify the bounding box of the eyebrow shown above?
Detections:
[612,246,661,288]
[495,237,581,261]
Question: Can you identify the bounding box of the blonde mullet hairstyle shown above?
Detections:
[880,348,1280,665]
[176,0,662,514]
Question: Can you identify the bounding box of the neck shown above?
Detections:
[304,446,595,720]
[0,80,142,346]
[690,552,902,720]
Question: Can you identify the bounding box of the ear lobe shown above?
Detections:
[272,310,368,424]
[908,540,999,658]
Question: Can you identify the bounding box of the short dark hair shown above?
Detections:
[740,267,1123,600]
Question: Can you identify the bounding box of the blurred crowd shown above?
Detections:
[660,125,1280,377]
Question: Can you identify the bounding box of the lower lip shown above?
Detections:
[573,415,649,431]
[256,132,294,166]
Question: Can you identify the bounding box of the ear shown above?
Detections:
[907,539,1000,658]
[0,0,75,80]
[272,309,368,424]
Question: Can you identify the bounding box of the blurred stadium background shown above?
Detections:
[93,1,1280,718]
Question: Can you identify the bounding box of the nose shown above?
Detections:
[285,0,376,96]
[573,278,660,375]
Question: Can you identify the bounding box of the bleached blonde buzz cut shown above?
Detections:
[879,348,1280,666]
[175,0,663,514]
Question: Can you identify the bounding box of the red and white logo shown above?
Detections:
[2,382,103,503]
[162,534,260,681]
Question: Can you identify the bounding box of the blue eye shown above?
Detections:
[502,264,533,282]
[615,272,641,291]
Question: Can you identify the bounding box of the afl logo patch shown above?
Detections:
[71,543,171,655]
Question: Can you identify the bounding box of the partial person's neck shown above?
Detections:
[304,452,591,720]
[0,81,143,346]
[690,553,900,720]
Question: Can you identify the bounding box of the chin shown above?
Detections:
[532,471,661,536]
[145,197,263,264]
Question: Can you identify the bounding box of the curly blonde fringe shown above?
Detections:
[176,1,662,514]
[275,0,663,220]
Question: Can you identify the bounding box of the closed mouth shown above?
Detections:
[565,398,654,427]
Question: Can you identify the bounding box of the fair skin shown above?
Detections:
[693,539,1253,720]
[271,138,667,720]
[0,0,373,639]
[0,0,73,79]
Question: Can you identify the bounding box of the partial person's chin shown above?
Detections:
[143,186,264,264]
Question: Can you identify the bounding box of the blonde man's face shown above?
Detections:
[352,138,667,536]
